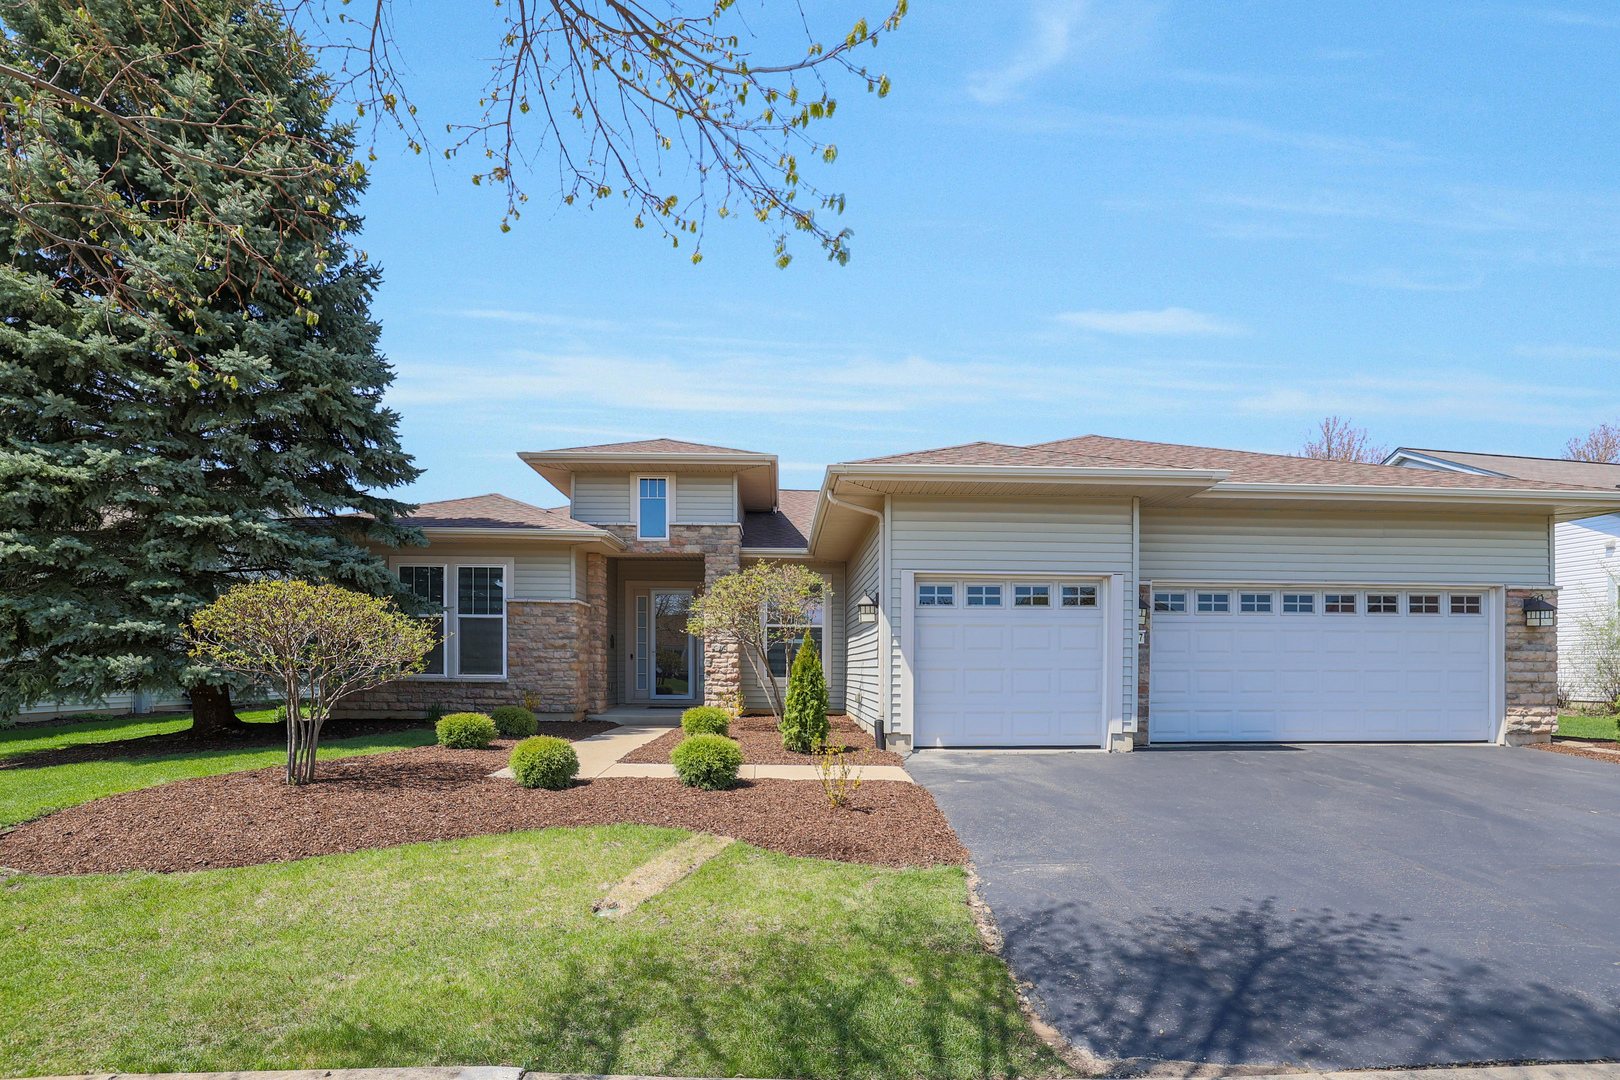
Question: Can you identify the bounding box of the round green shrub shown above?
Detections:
[510,735,579,790]
[680,705,731,736]
[490,705,539,738]
[670,733,744,791]
[436,712,498,749]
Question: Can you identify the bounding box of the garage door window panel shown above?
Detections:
[1367,594,1399,615]
[917,583,955,607]
[1408,594,1441,615]
[1282,593,1315,614]
[1196,591,1230,613]
[966,584,1002,607]
[1239,592,1273,614]
[1325,593,1357,614]
[1155,591,1187,613]
[1450,594,1483,615]
[1014,584,1050,607]
[1062,584,1097,608]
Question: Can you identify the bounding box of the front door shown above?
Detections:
[651,589,695,699]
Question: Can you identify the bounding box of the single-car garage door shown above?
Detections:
[1149,586,1495,742]
[913,576,1109,747]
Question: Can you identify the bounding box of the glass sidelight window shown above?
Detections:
[456,566,506,676]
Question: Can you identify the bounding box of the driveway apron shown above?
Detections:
[907,744,1620,1070]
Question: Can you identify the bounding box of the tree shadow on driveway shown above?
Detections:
[1002,898,1620,1070]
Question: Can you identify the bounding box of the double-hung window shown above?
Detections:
[637,477,669,539]
[456,566,506,676]
[397,566,446,675]
[767,590,824,678]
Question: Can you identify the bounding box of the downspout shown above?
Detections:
[825,489,888,751]
[1130,496,1140,751]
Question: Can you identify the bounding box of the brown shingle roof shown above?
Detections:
[741,489,816,549]
[848,441,1186,470]
[542,438,765,456]
[1032,436,1618,492]
[398,494,603,530]
[1396,448,1620,489]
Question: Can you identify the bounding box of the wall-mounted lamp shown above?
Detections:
[856,594,879,623]
[1522,596,1556,628]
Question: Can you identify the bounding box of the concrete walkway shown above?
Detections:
[492,713,914,783]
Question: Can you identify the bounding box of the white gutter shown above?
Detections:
[825,463,1230,485]
[1197,483,1620,505]
[825,489,888,750]
[418,526,626,548]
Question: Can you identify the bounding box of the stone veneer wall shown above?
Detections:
[1504,586,1559,746]
[334,599,592,719]
[598,524,742,708]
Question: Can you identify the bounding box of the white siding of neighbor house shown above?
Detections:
[571,475,632,523]
[673,474,737,523]
[1556,514,1620,702]
[11,691,192,721]
[887,497,1137,737]
[738,559,845,714]
[844,520,883,734]
[1140,508,1554,586]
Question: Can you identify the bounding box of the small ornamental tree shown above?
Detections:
[190,580,434,784]
[781,631,830,753]
[686,562,827,718]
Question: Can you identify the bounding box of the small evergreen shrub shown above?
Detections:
[780,632,830,753]
[670,734,743,790]
[681,705,731,736]
[437,712,498,749]
[510,735,579,789]
[491,705,539,738]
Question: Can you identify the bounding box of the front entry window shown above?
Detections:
[652,590,693,697]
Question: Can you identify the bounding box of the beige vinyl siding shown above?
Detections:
[1141,508,1553,585]
[1555,514,1620,701]
[513,547,574,600]
[571,475,632,523]
[674,474,737,523]
[888,497,1137,735]
[738,559,845,714]
[844,521,882,732]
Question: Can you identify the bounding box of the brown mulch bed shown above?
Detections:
[1529,740,1620,764]
[0,743,965,875]
[620,714,905,767]
[0,718,615,770]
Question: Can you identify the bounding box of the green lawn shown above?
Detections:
[0,712,436,827]
[1556,713,1620,741]
[0,827,1063,1079]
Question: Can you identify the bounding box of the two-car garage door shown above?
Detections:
[1149,586,1495,742]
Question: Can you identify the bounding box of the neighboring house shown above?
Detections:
[1384,447,1620,706]
[337,435,1620,751]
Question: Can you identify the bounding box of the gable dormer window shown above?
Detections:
[638,477,669,539]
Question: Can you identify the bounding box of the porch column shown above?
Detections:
[585,552,609,714]
[702,546,742,710]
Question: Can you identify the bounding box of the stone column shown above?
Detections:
[702,546,742,709]
[1504,587,1558,745]
[585,552,609,714]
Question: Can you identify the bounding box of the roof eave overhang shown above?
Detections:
[417,526,627,550]
[826,463,1231,485]
[741,547,811,557]
[1194,483,1620,521]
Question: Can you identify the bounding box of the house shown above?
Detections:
[1383,447,1620,707]
[338,436,1620,750]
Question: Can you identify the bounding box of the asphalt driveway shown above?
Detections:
[906,743,1620,1071]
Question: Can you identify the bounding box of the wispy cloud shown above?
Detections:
[1057,307,1249,336]
[1516,343,1620,360]
[1335,268,1486,292]
[1501,6,1620,30]
[967,1,1163,105]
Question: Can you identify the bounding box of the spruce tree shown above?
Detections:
[0,0,421,731]
[780,632,829,753]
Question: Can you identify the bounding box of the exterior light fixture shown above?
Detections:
[1522,596,1556,628]
[856,594,879,623]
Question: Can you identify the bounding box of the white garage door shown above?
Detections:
[1150,586,1495,742]
[913,577,1109,747]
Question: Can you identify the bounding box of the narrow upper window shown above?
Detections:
[638,477,668,539]
[1282,593,1315,614]
[1450,594,1482,615]
[1062,584,1097,607]
[1154,591,1187,613]
[966,584,1002,607]
[918,583,954,607]
[1325,593,1357,614]
[1367,594,1399,614]
[1239,592,1273,613]
[1014,584,1051,607]
[1408,594,1441,615]
[1196,591,1230,613]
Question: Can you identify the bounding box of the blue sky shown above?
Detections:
[348,1,1620,507]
